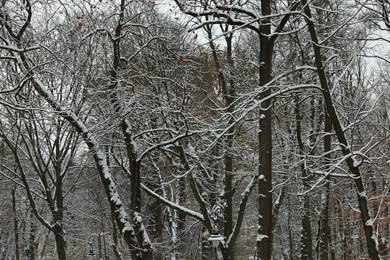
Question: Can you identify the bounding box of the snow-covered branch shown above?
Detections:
[141,183,204,221]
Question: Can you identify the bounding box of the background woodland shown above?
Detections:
[0,0,389,259]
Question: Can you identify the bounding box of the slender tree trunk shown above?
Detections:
[301,1,380,258]
[53,227,66,260]
[108,0,152,257]
[224,33,236,260]
[379,206,389,256]
[317,111,332,260]
[12,186,20,260]
[26,211,37,260]
[317,183,330,260]
[128,156,152,259]
[177,176,186,231]
[295,100,313,260]
[202,226,212,260]
[288,195,294,260]
[107,146,122,260]
[300,194,313,260]
[54,157,66,260]
[111,211,122,260]
[207,25,236,259]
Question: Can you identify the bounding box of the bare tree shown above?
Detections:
[300,0,380,258]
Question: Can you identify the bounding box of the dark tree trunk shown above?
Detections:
[256,1,300,258]
[256,2,273,259]
[53,226,66,260]
[54,154,66,260]
[224,32,236,260]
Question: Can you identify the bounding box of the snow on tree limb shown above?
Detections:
[141,183,204,221]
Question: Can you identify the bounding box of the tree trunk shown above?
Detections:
[177,176,186,231]
[317,110,332,260]
[224,33,235,260]
[202,226,212,260]
[295,100,313,260]
[54,158,66,260]
[207,25,236,259]
[12,186,20,260]
[288,195,294,259]
[53,226,66,260]
[110,210,122,260]
[108,0,152,257]
[256,1,273,258]
[317,183,330,260]
[301,1,380,258]
[26,211,37,260]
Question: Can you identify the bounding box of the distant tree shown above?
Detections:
[0,99,82,259]
[0,0,147,258]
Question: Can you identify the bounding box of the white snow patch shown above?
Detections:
[358,191,366,198]
[257,234,268,241]
[352,156,362,167]
[371,234,380,252]
[141,183,204,221]
[122,220,134,233]
[133,212,143,224]
[365,218,374,226]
